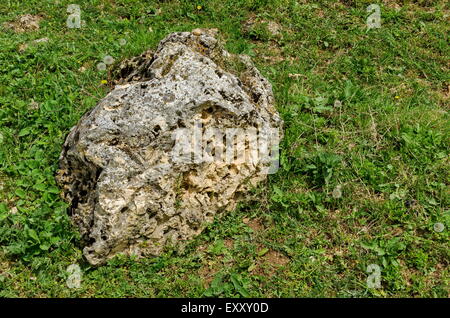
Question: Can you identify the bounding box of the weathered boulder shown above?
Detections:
[56,29,283,265]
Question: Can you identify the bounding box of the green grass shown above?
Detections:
[0,0,448,297]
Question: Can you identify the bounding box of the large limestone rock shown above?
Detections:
[56,29,283,265]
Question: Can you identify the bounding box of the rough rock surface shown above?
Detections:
[57,29,283,265]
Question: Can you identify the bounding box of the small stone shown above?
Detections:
[332,185,342,199]
[32,37,49,44]
[334,100,342,108]
[18,43,28,52]
[288,73,303,79]
[267,21,281,36]
[4,14,42,33]
[29,99,39,110]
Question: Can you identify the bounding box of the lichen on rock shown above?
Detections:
[56,29,283,265]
